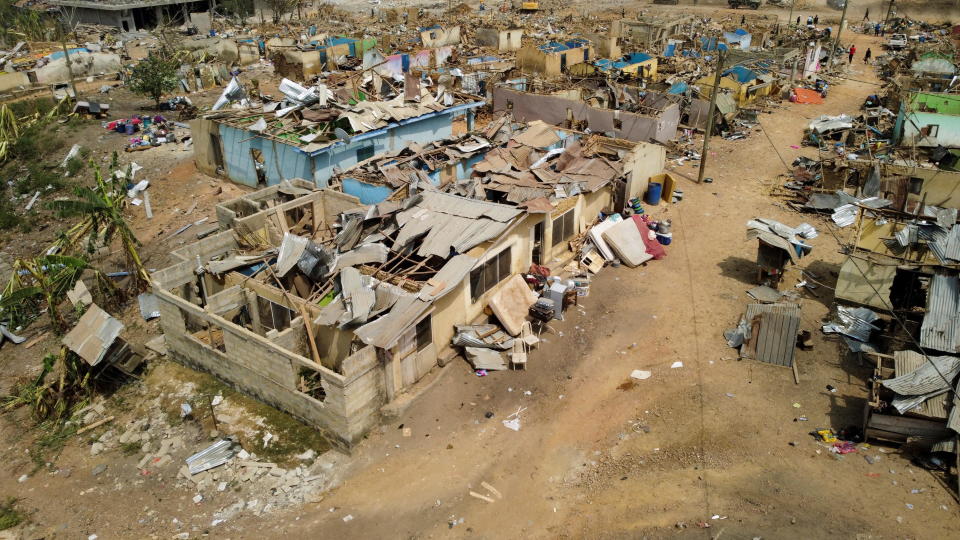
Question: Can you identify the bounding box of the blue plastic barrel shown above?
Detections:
[646,182,663,205]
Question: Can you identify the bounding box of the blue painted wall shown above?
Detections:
[217,110,463,189]
[341,178,394,204]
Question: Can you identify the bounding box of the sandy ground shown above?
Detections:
[2,4,960,540]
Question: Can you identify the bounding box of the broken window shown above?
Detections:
[551,210,576,247]
[614,118,623,130]
[908,177,923,195]
[920,124,939,137]
[415,316,432,351]
[258,297,294,331]
[506,100,514,110]
[470,247,512,302]
[296,366,326,401]
[356,145,375,163]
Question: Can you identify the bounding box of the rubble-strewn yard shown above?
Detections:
[2,0,960,538]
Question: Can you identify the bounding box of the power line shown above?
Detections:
[819,209,956,390]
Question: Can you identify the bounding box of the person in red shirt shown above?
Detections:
[848,44,856,63]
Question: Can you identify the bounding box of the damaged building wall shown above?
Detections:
[420,26,461,48]
[0,72,31,93]
[190,117,221,178]
[211,107,471,189]
[34,52,122,85]
[271,48,324,81]
[901,112,960,148]
[152,234,384,447]
[493,87,679,144]
[476,28,523,52]
[516,44,594,77]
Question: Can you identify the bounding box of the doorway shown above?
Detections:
[531,220,544,265]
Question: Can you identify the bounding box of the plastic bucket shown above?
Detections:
[124,123,135,135]
[658,219,672,235]
[656,232,673,246]
[645,182,663,205]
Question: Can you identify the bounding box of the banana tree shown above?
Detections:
[0,255,88,332]
[47,165,150,292]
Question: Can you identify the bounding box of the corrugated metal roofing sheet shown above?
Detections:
[920,273,960,353]
[62,304,124,366]
[892,350,952,419]
[884,352,960,396]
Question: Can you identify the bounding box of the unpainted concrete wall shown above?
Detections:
[493,87,679,143]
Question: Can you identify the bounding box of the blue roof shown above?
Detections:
[723,62,771,83]
[734,28,750,36]
[623,52,652,63]
[724,65,758,83]
[420,24,442,31]
[538,38,588,53]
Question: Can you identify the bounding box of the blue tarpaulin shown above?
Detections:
[49,48,88,60]
[668,81,689,94]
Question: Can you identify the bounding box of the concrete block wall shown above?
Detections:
[155,287,380,447]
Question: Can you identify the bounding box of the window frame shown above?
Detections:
[470,246,513,302]
[415,315,432,352]
[551,209,576,247]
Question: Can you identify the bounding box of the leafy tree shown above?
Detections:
[127,53,180,108]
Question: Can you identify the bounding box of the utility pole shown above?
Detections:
[697,49,725,184]
[788,0,795,26]
[826,0,851,70]
[883,0,895,26]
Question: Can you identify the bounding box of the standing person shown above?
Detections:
[814,14,819,25]
[848,44,856,63]
[796,15,801,26]
[864,8,870,21]
[740,14,745,26]
[864,48,872,63]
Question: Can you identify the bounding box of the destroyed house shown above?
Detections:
[493,86,680,144]
[898,93,960,149]
[833,204,960,316]
[192,85,482,188]
[330,119,666,220]
[612,15,695,49]
[419,25,461,48]
[593,53,658,79]
[475,27,524,52]
[153,185,543,447]
[51,0,208,31]
[697,62,774,107]
[517,39,594,77]
[330,134,493,204]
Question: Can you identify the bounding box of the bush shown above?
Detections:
[0,497,24,531]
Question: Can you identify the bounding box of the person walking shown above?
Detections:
[864,48,872,63]
[796,15,801,25]
[740,14,745,26]
[875,22,881,36]
[814,15,819,25]
[864,8,870,21]
[848,44,856,63]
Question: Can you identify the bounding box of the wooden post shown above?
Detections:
[697,49,725,184]
[826,0,851,69]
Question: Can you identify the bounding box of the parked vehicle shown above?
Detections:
[887,34,908,50]
[727,0,761,9]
